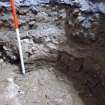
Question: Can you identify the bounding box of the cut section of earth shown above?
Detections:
[0,5,85,105]
[0,4,105,105]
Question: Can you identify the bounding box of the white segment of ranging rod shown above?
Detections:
[16,28,25,74]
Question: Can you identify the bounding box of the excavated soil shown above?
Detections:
[0,5,105,105]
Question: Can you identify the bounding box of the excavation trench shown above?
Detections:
[1,30,105,105]
[0,4,105,105]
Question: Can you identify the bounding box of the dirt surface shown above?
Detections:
[0,4,105,105]
[0,5,85,105]
[0,61,84,105]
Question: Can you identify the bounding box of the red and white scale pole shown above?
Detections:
[10,0,25,74]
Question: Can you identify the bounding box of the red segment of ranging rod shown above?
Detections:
[10,0,18,29]
[10,0,25,74]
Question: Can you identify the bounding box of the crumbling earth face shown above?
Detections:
[0,5,84,105]
[64,2,105,105]
[0,4,105,105]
